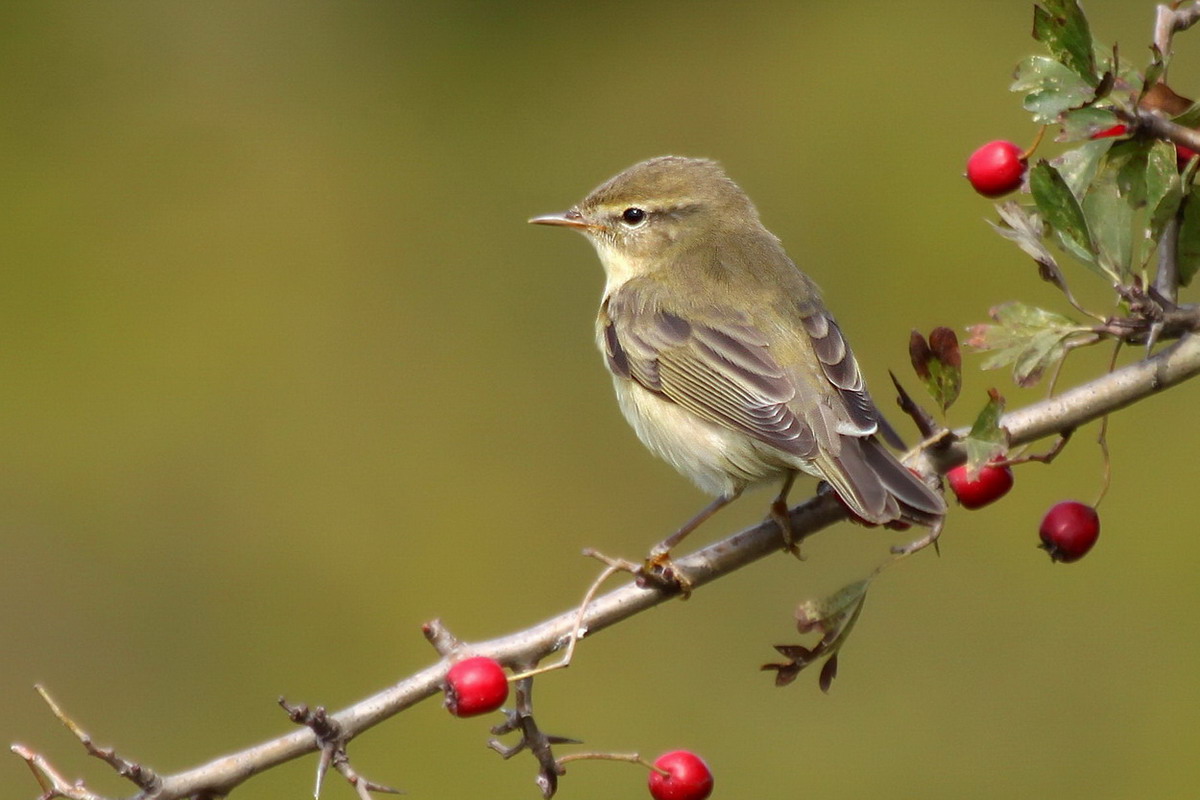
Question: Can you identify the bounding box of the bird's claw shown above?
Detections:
[639,550,694,598]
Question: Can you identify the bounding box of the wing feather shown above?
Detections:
[601,285,817,458]
[799,305,878,435]
[598,278,945,524]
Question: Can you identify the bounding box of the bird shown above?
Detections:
[530,156,944,576]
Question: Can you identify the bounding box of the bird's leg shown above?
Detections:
[644,489,742,595]
[769,471,802,559]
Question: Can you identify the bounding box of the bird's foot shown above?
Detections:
[583,547,693,598]
[769,498,804,560]
[640,548,694,598]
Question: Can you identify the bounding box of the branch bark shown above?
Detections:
[13,333,1200,800]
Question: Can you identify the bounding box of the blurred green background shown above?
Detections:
[4,2,1199,798]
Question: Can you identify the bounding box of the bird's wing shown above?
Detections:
[790,297,943,517]
[600,280,943,522]
[795,304,881,437]
[600,282,818,459]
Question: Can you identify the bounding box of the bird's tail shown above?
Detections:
[819,435,945,527]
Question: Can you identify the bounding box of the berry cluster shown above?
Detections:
[946,460,1100,562]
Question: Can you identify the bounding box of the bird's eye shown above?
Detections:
[620,207,647,226]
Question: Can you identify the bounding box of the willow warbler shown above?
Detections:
[531,156,944,564]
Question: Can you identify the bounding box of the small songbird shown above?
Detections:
[530,156,944,567]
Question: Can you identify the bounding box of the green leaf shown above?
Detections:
[1177,190,1200,287]
[1172,102,1200,130]
[1029,159,1107,275]
[1083,168,1132,279]
[1055,137,1113,197]
[1144,142,1182,269]
[1012,55,1097,123]
[1111,139,1151,206]
[961,389,1008,472]
[967,301,1090,386]
[1033,0,1097,86]
[1144,140,1178,211]
[1058,106,1119,142]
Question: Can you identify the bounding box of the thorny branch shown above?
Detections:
[13,330,1200,800]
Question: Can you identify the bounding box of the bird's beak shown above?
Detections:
[528,208,593,230]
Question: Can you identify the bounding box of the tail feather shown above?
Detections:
[821,436,945,526]
[859,436,945,524]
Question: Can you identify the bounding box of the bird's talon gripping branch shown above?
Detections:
[768,498,803,560]
[639,552,694,597]
[768,472,804,559]
[581,546,692,597]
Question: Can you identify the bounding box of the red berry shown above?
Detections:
[1038,501,1100,563]
[966,140,1027,197]
[444,656,508,717]
[1090,123,1128,140]
[1178,144,1198,168]
[648,750,714,800]
[946,462,1014,509]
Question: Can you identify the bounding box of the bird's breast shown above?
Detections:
[607,375,786,497]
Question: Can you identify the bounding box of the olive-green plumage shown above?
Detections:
[531,156,944,543]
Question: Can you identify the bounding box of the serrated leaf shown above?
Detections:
[1012,55,1097,123]
[962,390,1008,471]
[968,301,1090,386]
[1177,191,1200,287]
[1033,0,1097,86]
[1029,160,1108,275]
